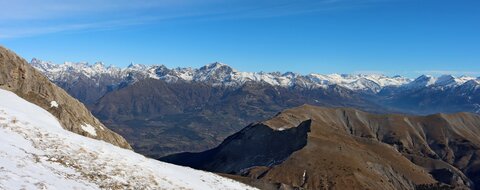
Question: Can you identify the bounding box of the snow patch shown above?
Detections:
[80,123,97,136]
[50,101,58,108]
[275,125,291,131]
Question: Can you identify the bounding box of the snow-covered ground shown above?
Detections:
[0,89,256,190]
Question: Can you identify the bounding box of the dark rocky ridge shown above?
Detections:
[162,105,480,189]
[161,120,312,174]
[0,46,131,149]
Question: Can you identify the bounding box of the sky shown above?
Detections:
[0,0,479,77]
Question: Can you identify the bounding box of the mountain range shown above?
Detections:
[31,58,480,96]
[30,59,480,158]
[30,59,480,116]
[31,59,480,157]
[3,46,480,189]
[31,58,417,95]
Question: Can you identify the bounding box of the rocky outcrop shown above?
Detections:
[0,46,131,149]
[162,105,480,189]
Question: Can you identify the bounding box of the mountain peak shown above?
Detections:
[127,62,146,69]
[211,61,226,66]
[93,61,105,66]
[31,58,41,63]
[435,74,457,87]
[417,74,434,79]
[200,62,231,71]
[282,71,298,78]
[406,75,437,88]
[438,74,455,79]
[92,62,106,70]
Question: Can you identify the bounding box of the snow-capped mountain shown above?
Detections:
[32,59,479,94]
[0,88,255,190]
[401,74,478,90]
[30,59,412,93]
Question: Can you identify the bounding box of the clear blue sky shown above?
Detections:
[1,0,479,77]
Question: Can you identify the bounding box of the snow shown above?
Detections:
[80,123,97,136]
[274,125,293,131]
[50,101,58,108]
[0,89,256,190]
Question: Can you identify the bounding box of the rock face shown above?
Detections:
[162,105,480,189]
[0,46,131,149]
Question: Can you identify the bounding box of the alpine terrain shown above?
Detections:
[2,0,477,189]
[31,59,480,158]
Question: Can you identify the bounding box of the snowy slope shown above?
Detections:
[0,89,255,190]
